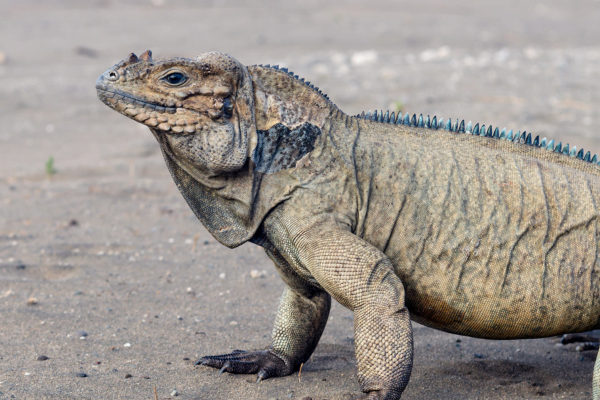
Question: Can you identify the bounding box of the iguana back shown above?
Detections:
[319,116,600,339]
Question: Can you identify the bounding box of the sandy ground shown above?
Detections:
[2,0,600,399]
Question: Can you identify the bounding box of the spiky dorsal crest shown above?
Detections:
[253,64,335,106]
[354,110,598,165]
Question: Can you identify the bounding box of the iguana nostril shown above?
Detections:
[107,71,119,81]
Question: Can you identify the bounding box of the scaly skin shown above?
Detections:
[97,51,600,399]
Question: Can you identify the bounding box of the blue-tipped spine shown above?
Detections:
[570,146,577,157]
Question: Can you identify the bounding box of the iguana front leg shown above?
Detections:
[197,248,331,382]
[276,223,414,399]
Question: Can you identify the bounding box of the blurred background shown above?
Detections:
[1,1,600,399]
[3,0,600,176]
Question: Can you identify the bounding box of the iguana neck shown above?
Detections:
[247,65,337,137]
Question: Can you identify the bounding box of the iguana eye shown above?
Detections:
[163,72,187,86]
[223,97,233,118]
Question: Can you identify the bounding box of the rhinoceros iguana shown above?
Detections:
[96,50,600,399]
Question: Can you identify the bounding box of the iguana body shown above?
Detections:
[96,51,600,399]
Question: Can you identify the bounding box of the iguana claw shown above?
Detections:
[256,369,268,383]
[218,363,229,375]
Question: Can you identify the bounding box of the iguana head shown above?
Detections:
[96,51,255,174]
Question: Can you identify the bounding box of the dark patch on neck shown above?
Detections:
[252,122,321,174]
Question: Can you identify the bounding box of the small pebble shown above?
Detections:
[0,51,6,65]
[15,264,25,270]
[27,297,38,305]
[73,291,83,296]
[124,373,133,378]
[250,269,267,279]
[77,330,88,337]
[171,389,179,396]
[95,361,101,365]
[76,372,87,378]
[37,355,49,361]
[142,375,150,379]
[474,353,484,359]
[183,357,190,361]
[124,343,131,347]
[301,397,313,400]
[230,321,238,326]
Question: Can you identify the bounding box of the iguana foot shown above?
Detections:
[351,389,402,400]
[561,333,600,345]
[195,349,291,382]
[576,342,600,351]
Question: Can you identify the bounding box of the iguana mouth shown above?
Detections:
[96,86,177,114]
[97,86,204,134]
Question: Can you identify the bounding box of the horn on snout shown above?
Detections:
[125,53,139,64]
[140,50,153,62]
